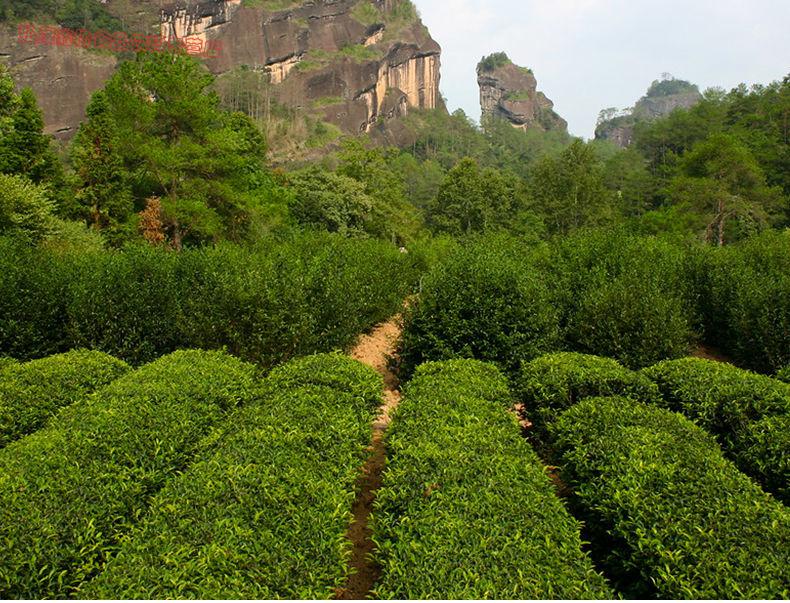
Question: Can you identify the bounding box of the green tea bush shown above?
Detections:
[738,414,790,503]
[549,396,790,599]
[0,237,74,360]
[0,357,17,372]
[778,365,790,383]
[642,357,790,501]
[0,349,129,447]
[0,350,257,598]
[700,231,790,373]
[541,229,699,369]
[372,360,613,599]
[398,236,560,377]
[0,233,414,367]
[82,354,381,599]
[518,352,661,433]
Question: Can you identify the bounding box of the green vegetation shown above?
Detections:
[477,51,511,73]
[372,360,613,599]
[0,349,129,447]
[0,350,257,598]
[698,230,790,372]
[398,236,560,377]
[518,352,661,434]
[0,233,415,366]
[0,357,16,372]
[82,354,381,598]
[549,396,790,599]
[778,365,790,383]
[0,0,123,30]
[642,357,790,502]
[645,76,700,98]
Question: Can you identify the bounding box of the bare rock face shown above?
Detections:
[477,56,567,133]
[0,0,442,138]
[595,77,702,147]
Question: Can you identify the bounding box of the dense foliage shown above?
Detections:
[697,230,790,372]
[0,350,257,598]
[83,354,381,598]
[0,233,415,366]
[642,357,790,502]
[518,352,661,434]
[549,396,790,599]
[0,349,129,447]
[372,360,613,599]
[398,236,560,377]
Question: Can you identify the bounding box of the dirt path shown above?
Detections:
[336,317,403,600]
[692,343,735,364]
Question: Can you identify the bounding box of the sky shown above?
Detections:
[414,0,790,138]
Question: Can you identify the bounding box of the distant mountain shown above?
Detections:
[477,52,567,133]
[595,76,702,147]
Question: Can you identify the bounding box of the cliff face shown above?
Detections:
[596,78,702,147]
[0,0,442,138]
[477,59,567,133]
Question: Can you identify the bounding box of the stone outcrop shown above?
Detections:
[0,0,443,138]
[477,56,567,133]
[595,78,702,147]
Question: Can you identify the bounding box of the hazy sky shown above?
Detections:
[415,0,790,138]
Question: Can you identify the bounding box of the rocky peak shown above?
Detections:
[1,0,443,140]
[596,76,702,147]
[477,52,567,133]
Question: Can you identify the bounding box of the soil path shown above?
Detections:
[692,343,735,364]
[336,317,403,600]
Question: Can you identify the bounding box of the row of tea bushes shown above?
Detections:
[82,354,382,599]
[697,231,790,374]
[0,232,416,366]
[778,365,790,383]
[399,230,700,379]
[0,357,17,372]
[0,350,129,447]
[517,352,661,438]
[372,360,613,599]
[0,350,257,598]
[642,358,790,502]
[548,396,790,599]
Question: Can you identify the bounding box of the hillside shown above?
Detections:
[0,0,443,142]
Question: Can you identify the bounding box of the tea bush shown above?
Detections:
[518,352,661,434]
[82,354,381,599]
[0,349,129,447]
[372,360,613,599]
[700,231,790,373]
[778,365,790,383]
[737,414,790,503]
[0,233,414,367]
[642,357,790,501]
[398,236,560,377]
[541,229,699,368]
[0,350,257,598]
[549,396,790,599]
[0,357,17,372]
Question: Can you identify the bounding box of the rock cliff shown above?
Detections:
[596,77,702,147]
[0,0,443,139]
[477,52,566,133]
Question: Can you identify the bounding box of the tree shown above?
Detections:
[76,51,277,248]
[529,140,617,235]
[286,167,374,237]
[0,67,61,186]
[70,91,133,239]
[670,134,783,245]
[0,173,56,242]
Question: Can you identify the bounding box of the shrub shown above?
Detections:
[0,350,257,598]
[549,396,790,599]
[398,237,560,377]
[737,415,790,503]
[82,354,381,599]
[0,237,74,360]
[541,229,699,369]
[642,357,790,501]
[0,349,129,447]
[372,360,613,599]
[0,233,414,367]
[518,352,661,433]
[700,231,790,373]
[0,357,17,373]
[778,365,790,383]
